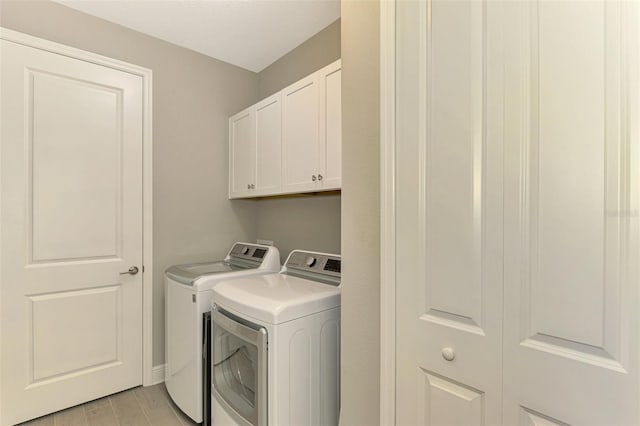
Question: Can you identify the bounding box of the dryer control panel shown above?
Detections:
[283,250,341,286]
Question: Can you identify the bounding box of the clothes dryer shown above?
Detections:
[165,242,280,424]
[211,250,341,426]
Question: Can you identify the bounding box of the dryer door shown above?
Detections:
[212,308,267,426]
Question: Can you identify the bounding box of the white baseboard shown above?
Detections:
[150,364,165,385]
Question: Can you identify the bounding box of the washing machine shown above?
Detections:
[165,242,280,425]
[210,249,341,426]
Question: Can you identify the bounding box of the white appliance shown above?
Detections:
[165,242,280,424]
[211,250,341,426]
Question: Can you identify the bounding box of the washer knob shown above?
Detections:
[241,247,250,255]
[305,256,317,267]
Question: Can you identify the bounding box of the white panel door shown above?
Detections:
[319,61,341,190]
[282,73,320,193]
[395,0,504,424]
[502,1,640,424]
[0,40,143,425]
[255,93,282,196]
[229,108,256,198]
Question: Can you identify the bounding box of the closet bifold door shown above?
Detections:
[394,0,504,424]
[502,1,640,424]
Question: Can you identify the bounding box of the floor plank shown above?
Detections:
[15,384,199,426]
[18,415,55,426]
[110,389,151,426]
[133,386,183,426]
[83,397,118,426]
[53,405,87,426]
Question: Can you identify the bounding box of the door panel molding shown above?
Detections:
[28,69,124,264]
[419,370,485,426]
[519,407,569,426]
[27,285,123,383]
[0,27,153,424]
[422,0,487,332]
[517,0,629,370]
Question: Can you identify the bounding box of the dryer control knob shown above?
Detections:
[241,247,250,255]
[305,256,317,267]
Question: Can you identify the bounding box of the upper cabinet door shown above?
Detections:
[282,73,321,193]
[319,61,342,190]
[254,93,282,196]
[229,108,256,198]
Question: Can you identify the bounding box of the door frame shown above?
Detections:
[380,1,396,425]
[0,27,155,411]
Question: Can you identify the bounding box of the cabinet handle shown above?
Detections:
[251,184,255,189]
[312,175,317,181]
[318,174,323,181]
[247,184,251,189]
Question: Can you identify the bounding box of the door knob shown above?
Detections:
[441,347,455,361]
[120,266,139,275]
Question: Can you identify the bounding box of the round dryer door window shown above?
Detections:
[212,308,267,426]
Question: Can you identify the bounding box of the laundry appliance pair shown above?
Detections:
[164,242,280,425]
[165,243,342,426]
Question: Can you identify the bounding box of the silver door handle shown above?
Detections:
[120,266,139,275]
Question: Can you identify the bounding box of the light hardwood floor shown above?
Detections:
[17,384,199,426]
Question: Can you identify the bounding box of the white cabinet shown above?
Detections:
[282,60,342,194]
[282,72,320,193]
[228,93,282,199]
[229,108,255,198]
[319,62,342,190]
[255,94,282,195]
[229,60,341,199]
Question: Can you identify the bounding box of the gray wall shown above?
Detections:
[252,19,342,261]
[340,2,381,425]
[0,0,259,366]
[253,194,341,262]
[257,19,341,100]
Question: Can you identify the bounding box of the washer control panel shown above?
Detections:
[229,243,270,261]
[284,250,341,284]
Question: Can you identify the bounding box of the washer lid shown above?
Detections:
[212,273,340,325]
[165,260,243,285]
[164,242,281,286]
